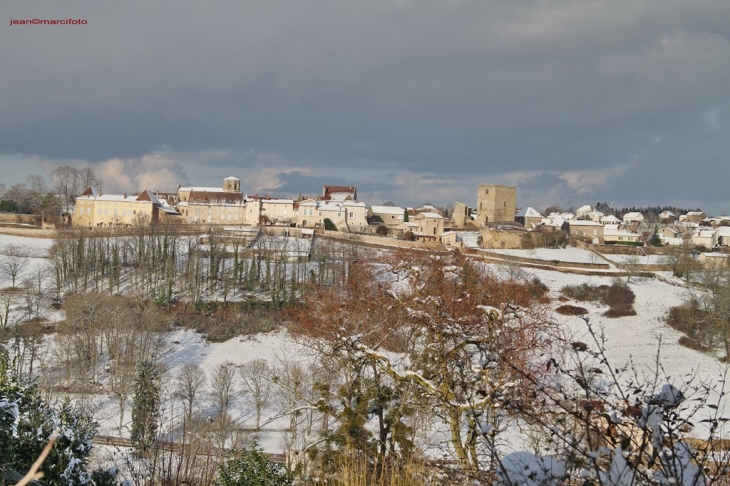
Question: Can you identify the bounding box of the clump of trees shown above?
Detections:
[561,281,636,317]
[668,263,730,358]
[0,165,101,221]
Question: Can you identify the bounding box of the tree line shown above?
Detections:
[0,165,101,220]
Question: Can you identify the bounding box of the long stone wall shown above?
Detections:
[320,230,444,251]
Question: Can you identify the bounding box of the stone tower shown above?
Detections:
[223,176,240,193]
[476,184,516,224]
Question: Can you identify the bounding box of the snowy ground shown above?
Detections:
[485,247,603,264]
[602,253,666,265]
[0,232,727,457]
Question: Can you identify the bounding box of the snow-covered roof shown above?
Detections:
[600,215,621,223]
[77,192,159,204]
[416,212,445,219]
[659,210,676,217]
[541,217,565,228]
[370,206,405,215]
[515,207,542,218]
[696,230,716,238]
[260,199,294,204]
[224,176,239,180]
[604,226,640,237]
[567,219,602,226]
[623,212,643,219]
[686,211,706,216]
[342,200,366,208]
[660,235,684,246]
[158,206,181,214]
[318,202,346,211]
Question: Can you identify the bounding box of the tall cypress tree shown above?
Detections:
[131,360,160,454]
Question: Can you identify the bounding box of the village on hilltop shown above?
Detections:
[54,176,729,261]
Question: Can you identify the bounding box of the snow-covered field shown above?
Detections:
[603,253,666,265]
[485,247,602,264]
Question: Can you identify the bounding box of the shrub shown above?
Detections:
[556,305,588,316]
[218,445,294,486]
[561,282,636,319]
[376,224,388,236]
[324,218,338,231]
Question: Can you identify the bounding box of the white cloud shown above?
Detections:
[96,155,187,193]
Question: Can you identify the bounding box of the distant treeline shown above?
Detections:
[595,202,701,219]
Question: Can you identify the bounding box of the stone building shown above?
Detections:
[452,202,473,227]
[476,184,516,224]
[73,187,168,228]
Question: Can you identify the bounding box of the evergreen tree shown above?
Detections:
[403,208,409,222]
[323,218,338,231]
[131,360,160,454]
[649,227,662,247]
[0,344,117,485]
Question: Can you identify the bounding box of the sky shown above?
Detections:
[2,0,729,214]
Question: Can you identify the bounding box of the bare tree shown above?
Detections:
[0,292,20,330]
[79,166,101,190]
[175,362,206,420]
[52,165,81,213]
[210,361,237,420]
[620,254,641,283]
[1,244,29,287]
[239,359,273,430]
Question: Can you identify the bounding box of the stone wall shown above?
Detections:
[479,227,525,249]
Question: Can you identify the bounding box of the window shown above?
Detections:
[349,212,354,218]
[133,210,136,215]
[485,189,489,194]
[104,209,108,215]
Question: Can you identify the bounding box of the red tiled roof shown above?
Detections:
[188,191,245,205]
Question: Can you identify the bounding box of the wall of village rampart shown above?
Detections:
[319,230,445,251]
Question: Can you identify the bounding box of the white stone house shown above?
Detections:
[622,212,644,223]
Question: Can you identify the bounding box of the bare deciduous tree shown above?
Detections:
[1,244,29,288]
[175,362,206,420]
[210,361,237,420]
[239,359,273,430]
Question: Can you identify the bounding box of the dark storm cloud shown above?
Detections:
[2,0,730,212]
